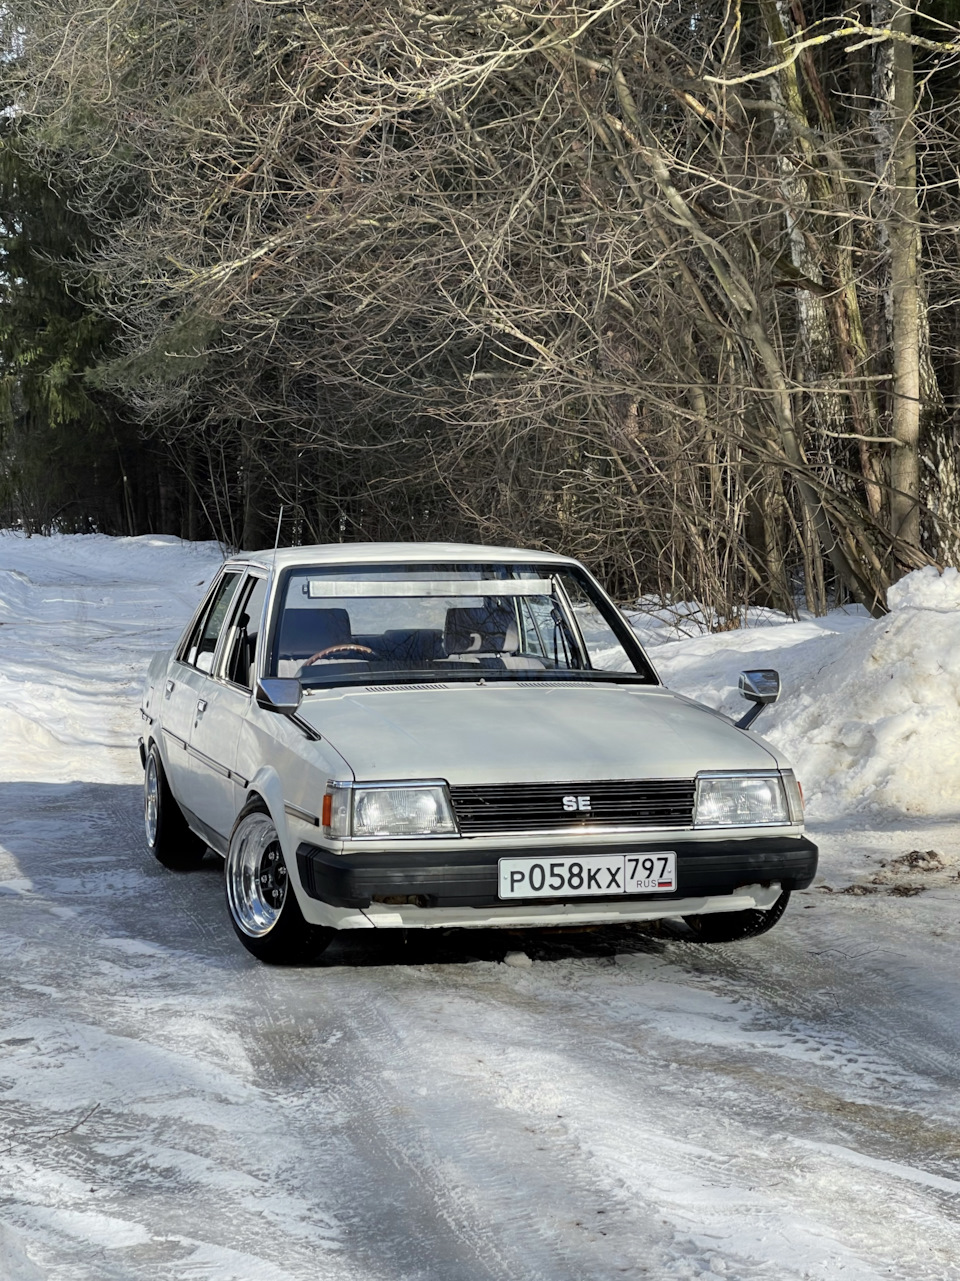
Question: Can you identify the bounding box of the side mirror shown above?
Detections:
[736,669,780,730]
[255,678,302,715]
[739,669,780,704]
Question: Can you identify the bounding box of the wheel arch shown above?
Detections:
[238,766,313,913]
[144,732,170,782]
[241,766,285,830]
[242,768,292,855]
[146,726,179,770]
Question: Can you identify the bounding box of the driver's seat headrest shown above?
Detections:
[444,604,516,656]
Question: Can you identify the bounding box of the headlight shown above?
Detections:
[695,772,791,828]
[324,783,458,838]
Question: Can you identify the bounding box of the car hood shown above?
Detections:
[297,683,780,784]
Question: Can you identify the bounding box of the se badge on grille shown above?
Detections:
[562,795,592,812]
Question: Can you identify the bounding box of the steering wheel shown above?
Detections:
[304,643,375,664]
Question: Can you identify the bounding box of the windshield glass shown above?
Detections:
[267,562,654,688]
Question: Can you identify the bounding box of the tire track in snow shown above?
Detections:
[236,965,538,1281]
[374,941,960,1281]
[0,786,364,1281]
[235,954,870,1281]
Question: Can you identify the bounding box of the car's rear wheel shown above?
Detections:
[144,743,207,870]
[225,802,333,964]
[683,889,791,943]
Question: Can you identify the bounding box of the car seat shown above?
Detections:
[442,604,543,669]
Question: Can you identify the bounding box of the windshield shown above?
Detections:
[266,562,655,688]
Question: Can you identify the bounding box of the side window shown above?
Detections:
[183,572,242,673]
[556,571,636,673]
[222,575,269,689]
[179,603,210,668]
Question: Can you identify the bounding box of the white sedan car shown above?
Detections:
[140,542,817,963]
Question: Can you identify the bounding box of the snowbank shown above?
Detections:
[0,533,223,783]
[650,568,960,821]
[886,563,960,611]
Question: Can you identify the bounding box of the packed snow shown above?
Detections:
[1,533,959,1281]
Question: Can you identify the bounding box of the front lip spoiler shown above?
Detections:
[296,835,818,909]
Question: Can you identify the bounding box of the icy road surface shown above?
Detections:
[1,535,960,1281]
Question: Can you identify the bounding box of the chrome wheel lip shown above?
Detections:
[226,813,288,938]
[144,753,160,848]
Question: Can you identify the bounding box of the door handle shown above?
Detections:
[165,680,175,694]
[196,699,208,714]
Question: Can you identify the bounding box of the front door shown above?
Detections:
[180,572,269,844]
[161,569,243,804]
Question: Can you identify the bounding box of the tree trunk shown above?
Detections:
[884,2,922,554]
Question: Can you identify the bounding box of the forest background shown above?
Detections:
[2,0,960,620]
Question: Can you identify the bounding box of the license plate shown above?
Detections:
[498,852,677,899]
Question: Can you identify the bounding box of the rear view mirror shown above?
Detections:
[739,670,780,704]
[256,678,302,715]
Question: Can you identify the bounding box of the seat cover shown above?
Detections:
[443,604,515,657]
[278,607,352,659]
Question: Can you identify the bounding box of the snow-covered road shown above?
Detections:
[1,535,959,1280]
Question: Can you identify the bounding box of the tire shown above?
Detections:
[224,801,334,964]
[683,889,791,944]
[144,743,207,870]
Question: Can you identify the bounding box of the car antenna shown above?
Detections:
[273,505,284,556]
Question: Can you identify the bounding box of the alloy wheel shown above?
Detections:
[226,813,289,937]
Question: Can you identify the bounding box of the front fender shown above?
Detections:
[243,765,288,845]
[242,766,316,913]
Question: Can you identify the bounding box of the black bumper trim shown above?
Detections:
[296,835,818,909]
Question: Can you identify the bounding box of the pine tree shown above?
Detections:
[0,111,141,533]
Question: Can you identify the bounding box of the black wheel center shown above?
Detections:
[258,843,288,906]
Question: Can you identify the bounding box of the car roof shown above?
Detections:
[228,541,584,573]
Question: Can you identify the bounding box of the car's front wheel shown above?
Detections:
[683,889,791,943]
[144,743,207,870]
[225,802,333,964]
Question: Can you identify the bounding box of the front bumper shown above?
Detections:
[296,834,818,910]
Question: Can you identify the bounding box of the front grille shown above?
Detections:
[448,779,696,835]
